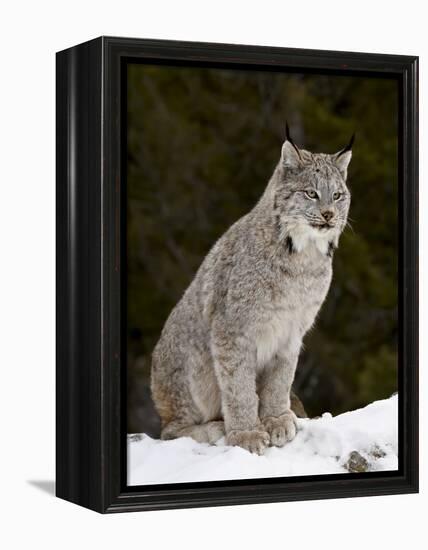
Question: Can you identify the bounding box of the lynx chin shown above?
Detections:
[151,127,353,455]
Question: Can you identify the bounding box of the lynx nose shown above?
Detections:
[321,210,334,222]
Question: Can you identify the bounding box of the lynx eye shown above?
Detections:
[305,189,318,200]
[333,191,342,201]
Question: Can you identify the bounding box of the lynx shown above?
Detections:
[151,126,353,454]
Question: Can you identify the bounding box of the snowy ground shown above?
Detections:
[128,395,398,485]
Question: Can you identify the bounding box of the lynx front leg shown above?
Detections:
[212,334,269,455]
[258,351,299,447]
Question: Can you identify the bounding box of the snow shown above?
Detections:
[128,395,398,485]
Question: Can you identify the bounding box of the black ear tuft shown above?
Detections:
[337,133,355,158]
[285,121,292,142]
[284,121,302,160]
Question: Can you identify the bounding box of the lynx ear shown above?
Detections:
[281,122,302,169]
[334,134,355,178]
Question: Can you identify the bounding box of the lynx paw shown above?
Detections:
[226,428,270,455]
[262,411,297,447]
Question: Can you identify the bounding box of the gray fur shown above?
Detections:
[151,136,352,454]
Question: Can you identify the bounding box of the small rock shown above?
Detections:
[370,445,386,459]
[344,451,369,473]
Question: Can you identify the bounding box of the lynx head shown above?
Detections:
[274,124,353,255]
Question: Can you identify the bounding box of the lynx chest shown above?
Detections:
[255,253,332,367]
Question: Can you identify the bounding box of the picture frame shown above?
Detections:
[56,36,418,513]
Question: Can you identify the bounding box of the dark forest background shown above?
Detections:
[126,63,398,435]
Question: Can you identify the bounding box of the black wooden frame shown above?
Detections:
[56,36,419,513]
